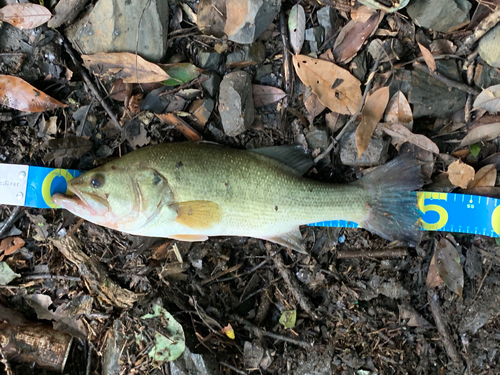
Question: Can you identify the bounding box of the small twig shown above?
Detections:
[23,274,81,281]
[413,63,480,95]
[0,206,22,238]
[279,7,293,132]
[337,248,408,259]
[458,6,500,56]
[62,39,122,128]
[86,342,92,375]
[200,262,244,285]
[219,362,246,375]
[334,48,385,145]
[428,290,461,365]
[231,315,313,348]
[272,252,319,320]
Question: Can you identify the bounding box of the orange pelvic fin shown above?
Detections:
[173,200,222,229]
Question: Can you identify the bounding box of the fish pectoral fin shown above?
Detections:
[169,234,209,242]
[172,200,222,230]
[261,228,308,254]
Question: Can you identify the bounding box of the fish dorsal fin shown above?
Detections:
[169,234,209,242]
[261,227,308,254]
[249,146,313,175]
[172,200,222,230]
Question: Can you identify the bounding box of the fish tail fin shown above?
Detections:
[358,155,423,246]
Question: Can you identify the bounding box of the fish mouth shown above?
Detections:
[52,183,109,216]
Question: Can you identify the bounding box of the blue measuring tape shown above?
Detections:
[1,165,498,238]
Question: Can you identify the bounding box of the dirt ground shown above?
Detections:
[1,0,500,374]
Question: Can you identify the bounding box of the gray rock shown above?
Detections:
[479,24,500,69]
[254,64,273,83]
[226,42,266,66]
[200,72,221,98]
[219,71,255,136]
[406,0,471,33]
[317,6,337,40]
[305,27,324,53]
[170,347,221,375]
[66,0,169,63]
[409,60,467,118]
[198,49,222,71]
[339,126,389,167]
[226,0,281,44]
[306,128,328,151]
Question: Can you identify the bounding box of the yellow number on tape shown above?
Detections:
[418,192,449,231]
[42,169,75,208]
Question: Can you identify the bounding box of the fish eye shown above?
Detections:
[90,174,105,188]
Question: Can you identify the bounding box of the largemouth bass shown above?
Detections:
[52,142,423,252]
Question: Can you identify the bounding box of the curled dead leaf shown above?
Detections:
[473,84,500,113]
[355,87,390,157]
[252,84,287,108]
[448,160,475,189]
[383,123,439,154]
[0,75,66,112]
[82,52,170,84]
[459,123,500,148]
[434,238,464,298]
[292,54,362,115]
[288,4,305,55]
[467,164,497,189]
[384,91,413,130]
[0,3,52,29]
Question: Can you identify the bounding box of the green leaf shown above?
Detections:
[161,63,201,86]
[141,304,185,363]
[279,310,296,329]
[495,237,500,246]
[0,262,20,285]
[470,143,481,157]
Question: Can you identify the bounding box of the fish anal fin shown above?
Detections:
[261,228,308,254]
[173,200,221,230]
[169,234,209,242]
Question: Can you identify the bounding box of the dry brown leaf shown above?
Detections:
[350,5,377,23]
[157,113,202,141]
[459,123,500,147]
[304,89,326,124]
[355,87,390,157]
[0,237,25,258]
[332,11,381,63]
[383,123,439,154]
[82,52,170,84]
[384,91,413,130]
[252,84,287,108]
[468,164,497,189]
[0,75,66,112]
[434,238,463,298]
[426,254,444,288]
[292,54,362,115]
[448,160,475,189]
[0,3,51,29]
[417,43,436,72]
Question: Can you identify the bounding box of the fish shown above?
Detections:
[52,142,423,253]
